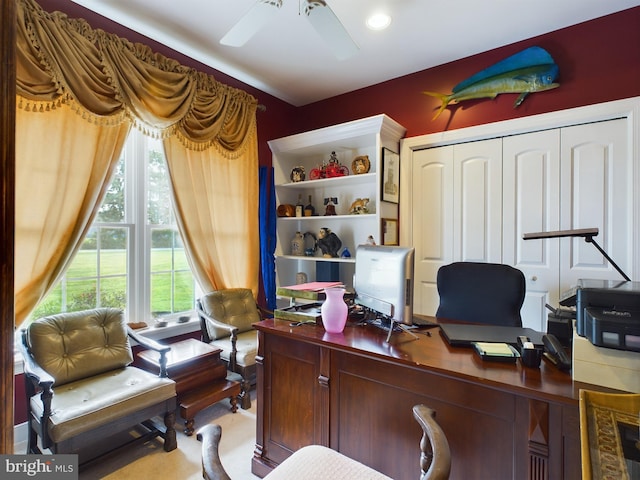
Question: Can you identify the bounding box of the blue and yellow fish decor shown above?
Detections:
[423,46,560,120]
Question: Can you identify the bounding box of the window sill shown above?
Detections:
[128,318,201,343]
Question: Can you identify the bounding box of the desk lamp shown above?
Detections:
[522,228,630,281]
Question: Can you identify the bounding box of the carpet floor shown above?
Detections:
[16,390,260,480]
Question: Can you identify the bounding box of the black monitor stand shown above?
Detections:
[363,310,418,342]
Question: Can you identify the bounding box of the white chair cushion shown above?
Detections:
[263,445,392,480]
[211,330,257,367]
[30,366,176,443]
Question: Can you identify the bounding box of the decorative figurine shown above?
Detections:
[351,155,370,174]
[290,166,306,182]
[317,227,342,258]
[309,151,349,179]
[366,235,376,245]
[341,247,351,258]
[324,197,338,216]
[349,198,370,214]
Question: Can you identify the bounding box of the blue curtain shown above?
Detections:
[259,166,277,310]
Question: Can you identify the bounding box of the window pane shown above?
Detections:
[100,227,127,276]
[151,228,174,271]
[174,271,195,311]
[147,139,172,226]
[69,233,98,278]
[97,155,125,223]
[30,285,62,319]
[66,278,97,312]
[173,232,190,270]
[150,272,172,315]
[99,276,127,310]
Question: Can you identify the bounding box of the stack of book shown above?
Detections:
[276,281,343,301]
[275,281,345,323]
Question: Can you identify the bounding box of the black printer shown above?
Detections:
[570,279,640,352]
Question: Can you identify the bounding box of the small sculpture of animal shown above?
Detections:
[349,198,369,215]
[316,227,342,258]
[423,46,559,120]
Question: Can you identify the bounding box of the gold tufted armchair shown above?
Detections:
[197,288,264,410]
[19,308,178,466]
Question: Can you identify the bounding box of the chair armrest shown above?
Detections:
[257,304,272,320]
[127,327,172,378]
[197,308,240,335]
[197,424,232,480]
[127,327,171,353]
[413,404,451,480]
[18,330,54,390]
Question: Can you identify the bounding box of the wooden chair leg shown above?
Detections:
[163,410,178,451]
[229,395,238,413]
[238,378,251,410]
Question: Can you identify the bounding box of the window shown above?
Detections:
[30,130,197,322]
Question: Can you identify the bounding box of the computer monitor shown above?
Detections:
[354,244,415,327]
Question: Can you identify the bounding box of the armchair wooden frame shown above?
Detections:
[19,319,178,467]
[197,291,269,410]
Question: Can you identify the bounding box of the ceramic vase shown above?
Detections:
[290,231,304,256]
[321,287,348,333]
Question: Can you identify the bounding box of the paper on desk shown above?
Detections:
[474,342,515,357]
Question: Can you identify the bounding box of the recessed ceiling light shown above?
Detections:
[366,13,391,31]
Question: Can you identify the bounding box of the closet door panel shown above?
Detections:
[503,130,560,331]
[412,146,454,315]
[453,140,503,264]
[560,118,631,287]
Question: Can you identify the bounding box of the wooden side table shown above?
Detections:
[138,338,241,436]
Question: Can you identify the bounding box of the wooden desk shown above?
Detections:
[251,318,615,480]
[138,338,241,436]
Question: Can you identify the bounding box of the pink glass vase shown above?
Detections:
[321,287,348,333]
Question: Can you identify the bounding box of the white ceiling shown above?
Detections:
[70,0,639,107]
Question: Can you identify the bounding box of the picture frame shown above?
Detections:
[381,218,398,246]
[381,148,400,204]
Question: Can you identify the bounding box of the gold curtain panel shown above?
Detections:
[15,0,257,154]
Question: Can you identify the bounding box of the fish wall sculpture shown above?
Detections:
[423,46,560,120]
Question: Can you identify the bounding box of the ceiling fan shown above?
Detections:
[220,0,359,60]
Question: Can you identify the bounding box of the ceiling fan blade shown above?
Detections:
[304,0,359,60]
[220,0,283,47]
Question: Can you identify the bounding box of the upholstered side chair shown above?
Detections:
[197,404,451,480]
[436,261,526,326]
[19,308,177,466]
[197,288,264,410]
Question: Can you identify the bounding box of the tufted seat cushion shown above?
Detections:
[199,288,260,340]
[25,308,133,386]
[30,367,176,443]
[263,445,393,480]
[211,330,257,367]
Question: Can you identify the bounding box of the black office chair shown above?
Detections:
[436,262,526,326]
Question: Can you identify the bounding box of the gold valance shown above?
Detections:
[16,0,257,154]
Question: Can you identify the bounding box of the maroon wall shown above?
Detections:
[297,6,640,138]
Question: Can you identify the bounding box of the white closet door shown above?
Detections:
[411,146,454,315]
[503,130,561,331]
[411,139,502,315]
[560,118,632,286]
[453,139,503,264]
